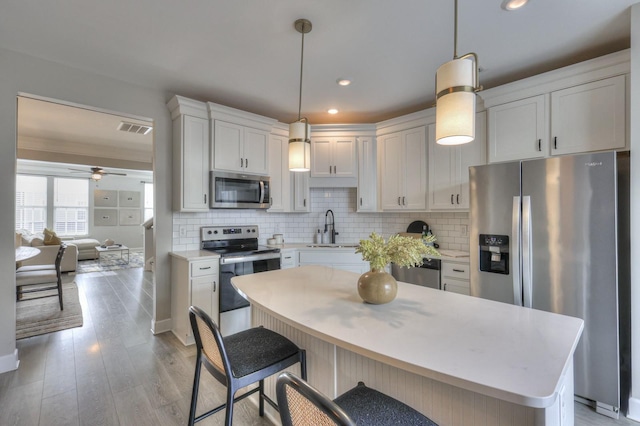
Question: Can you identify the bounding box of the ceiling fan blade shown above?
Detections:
[104,172,127,176]
[68,168,91,173]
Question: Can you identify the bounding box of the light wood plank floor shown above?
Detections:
[0,267,637,425]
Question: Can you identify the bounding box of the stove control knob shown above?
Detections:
[207,230,212,235]
[213,230,218,234]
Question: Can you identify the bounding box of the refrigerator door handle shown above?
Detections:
[521,195,533,308]
[512,196,523,306]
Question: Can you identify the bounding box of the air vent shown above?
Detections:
[117,121,152,135]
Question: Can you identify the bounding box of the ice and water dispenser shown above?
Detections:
[479,234,509,275]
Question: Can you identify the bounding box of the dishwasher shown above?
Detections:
[391,258,441,289]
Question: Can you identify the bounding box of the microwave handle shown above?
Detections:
[259,180,265,204]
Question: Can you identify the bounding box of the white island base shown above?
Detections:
[232,266,583,426]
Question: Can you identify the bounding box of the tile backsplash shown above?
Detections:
[172,188,470,252]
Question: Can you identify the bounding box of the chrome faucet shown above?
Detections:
[324,209,338,244]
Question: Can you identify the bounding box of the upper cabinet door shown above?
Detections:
[402,127,427,210]
[267,133,286,212]
[213,120,243,172]
[428,123,456,210]
[379,132,404,210]
[333,138,356,177]
[551,75,626,156]
[243,127,269,175]
[488,95,547,163]
[357,136,377,212]
[181,115,210,211]
[310,138,332,177]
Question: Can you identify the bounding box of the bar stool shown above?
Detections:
[188,306,307,426]
[276,372,438,426]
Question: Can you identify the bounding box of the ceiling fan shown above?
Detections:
[68,166,127,181]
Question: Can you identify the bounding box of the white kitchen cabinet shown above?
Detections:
[550,75,626,156]
[280,249,297,269]
[357,136,377,212]
[170,256,220,345]
[441,260,470,296]
[213,120,269,175]
[167,96,210,212]
[488,95,547,163]
[310,137,356,178]
[292,171,310,212]
[379,127,427,211]
[298,249,368,274]
[429,112,486,210]
[267,131,289,212]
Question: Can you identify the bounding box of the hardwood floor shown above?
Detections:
[0,267,637,425]
[0,268,271,426]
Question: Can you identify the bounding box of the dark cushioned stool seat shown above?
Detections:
[335,382,437,426]
[224,327,301,378]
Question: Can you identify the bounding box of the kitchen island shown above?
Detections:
[232,266,583,426]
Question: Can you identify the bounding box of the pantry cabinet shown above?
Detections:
[167,95,210,212]
[310,137,356,178]
[550,75,626,156]
[170,255,220,345]
[429,111,486,210]
[379,126,427,211]
[267,130,289,212]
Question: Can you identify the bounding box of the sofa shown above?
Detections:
[17,230,100,272]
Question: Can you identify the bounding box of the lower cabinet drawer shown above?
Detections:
[442,262,470,280]
[190,259,218,277]
[442,278,470,295]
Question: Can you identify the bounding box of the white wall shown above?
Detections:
[173,187,469,252]
[0,47,173,373]
[627,2,640,420]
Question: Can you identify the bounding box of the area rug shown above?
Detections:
[16,281,83,340]
[76,248,144,274]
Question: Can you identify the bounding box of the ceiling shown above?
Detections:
[1,1,632,125]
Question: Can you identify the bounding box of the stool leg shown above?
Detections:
[188,358,202,426]
[259,379,265,416]
[57,278,64,310]
[300,350,308,381]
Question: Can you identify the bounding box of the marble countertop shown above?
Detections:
[232,265,583,408]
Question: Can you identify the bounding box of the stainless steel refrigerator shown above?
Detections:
[469,151,630,418]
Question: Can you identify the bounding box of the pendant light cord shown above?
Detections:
[453,0,458,59]
[298,22,305,121]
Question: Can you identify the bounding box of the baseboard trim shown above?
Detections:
[151,318,172,335]
[627,397,640,421]
[0,349,19,374]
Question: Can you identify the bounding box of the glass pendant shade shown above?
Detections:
[289,121,311,172]
[436,58,476,145]
[91,172,102,181]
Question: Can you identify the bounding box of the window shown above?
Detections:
[54,178,88,236]
[16,175,47,233]
[144,182,153,221]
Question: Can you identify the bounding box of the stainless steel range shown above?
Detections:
[201,225,280,335]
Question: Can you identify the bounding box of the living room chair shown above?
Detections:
[276,372,438,426]
[16,244,66,310]
[188,305,307,426]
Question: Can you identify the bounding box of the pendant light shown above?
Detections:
[435,0,481,145]
[289,19,312,172]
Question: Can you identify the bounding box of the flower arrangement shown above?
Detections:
[355,232,440,271]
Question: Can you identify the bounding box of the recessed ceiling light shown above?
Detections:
[501,0,529,11]
[327,109,339,115]
[336,78,352,86]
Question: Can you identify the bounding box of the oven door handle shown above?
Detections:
[220,252,281,265]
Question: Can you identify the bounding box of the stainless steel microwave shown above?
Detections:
[209,171,271,209]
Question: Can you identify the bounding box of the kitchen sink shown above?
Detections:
[306,244,359,248]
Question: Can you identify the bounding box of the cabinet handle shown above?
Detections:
[240,158,244,168]
[538,139,542,152]
[451,194,454,205]
[398,197,401,206]
[334,165,337,174]
[246,158,248,168]
[213,281,216,292]
[204,194,207,204]
[456,194,460,204]
[554,137,557,150]
[284,256,292,260]
[402,196,406,206]
[453,268,465,273]
[199,266,211,270]
[360,197,363,206]
[444,283,447,291]
[329,165,332,174]
[270,197,273,205]
[303,198,306,207]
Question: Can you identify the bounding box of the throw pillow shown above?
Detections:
[15,232,22,248]
[43,228,62,245]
